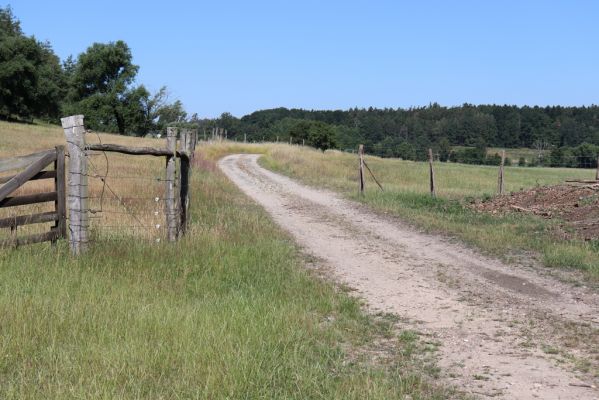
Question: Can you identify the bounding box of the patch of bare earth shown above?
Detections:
[472,183,599,240]
[219,154,599,400]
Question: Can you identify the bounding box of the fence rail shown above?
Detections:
[0,146,66,248]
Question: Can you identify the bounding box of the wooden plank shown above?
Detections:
[86,143,190,161]
[0,150,52,173]
[565,179,599,184]
[0,150,56,202]
[0,191,57,208]
[0,230,59,248]
[0,170,56,185]
[165,127,178,242]
[54,146,67,240]
[0,211,58,229]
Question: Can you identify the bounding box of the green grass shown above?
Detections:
[0,139,452,399]
[453,146,549,164]
[487,147,548,164]
[257,145,599,280]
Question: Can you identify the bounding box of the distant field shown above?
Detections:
[261,145,593,199]
[256,145,599,279]
[453,145,550,164]
[487,147,549,164]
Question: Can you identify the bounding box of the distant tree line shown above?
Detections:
[205,105,599,162]
[0,6,186,135]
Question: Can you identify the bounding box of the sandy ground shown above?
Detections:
[219,154,599,400]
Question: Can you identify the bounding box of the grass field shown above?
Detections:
[0,121,451,399]
[487,147,548,164]
[453,146,549,164]
[252,145,599,280]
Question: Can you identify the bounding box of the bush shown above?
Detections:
[518,156,526,167]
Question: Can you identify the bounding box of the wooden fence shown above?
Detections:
[61,115,196,255]
[0,146,67,247]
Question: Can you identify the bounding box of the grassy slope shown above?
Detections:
[0,122,449,399]
[256,145,599,280]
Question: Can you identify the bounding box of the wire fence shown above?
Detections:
[81,148,169,243]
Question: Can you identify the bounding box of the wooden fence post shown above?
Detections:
[61,115,89,254]
[429,148,436,198]
[595,154,599,181]
[359,144,365,194]
[165,127,178,241]
[244,133,247,143]
[54,145,67,241]
[178,129,195,236]
[498,150,505,195]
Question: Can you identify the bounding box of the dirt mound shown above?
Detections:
[472,183,599,240]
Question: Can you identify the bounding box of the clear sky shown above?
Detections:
[9,0,599,118]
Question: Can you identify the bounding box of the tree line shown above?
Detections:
[0,6,186,135]
[202,104,599,166]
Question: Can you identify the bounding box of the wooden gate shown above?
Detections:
[0,146,67,247]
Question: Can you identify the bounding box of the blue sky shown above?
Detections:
[10,0,599,118]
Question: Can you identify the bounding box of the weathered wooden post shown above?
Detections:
[61,115,89,254]
[244,133,247,143]
[359,144,365,194]
[498,150,505,195]
[429,148,436,198]
[595,154,599,181]
[54,145,67,241]
[178,129,195,236]
[165,127,178,241]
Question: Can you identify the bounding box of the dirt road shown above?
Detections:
[219,154,599,399]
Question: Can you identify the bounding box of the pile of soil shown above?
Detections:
[471,183,599,240]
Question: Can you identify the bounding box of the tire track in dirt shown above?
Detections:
[219,154,599,399]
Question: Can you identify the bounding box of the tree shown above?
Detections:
[66,41,140,134]
[0,6,20,36]
[0,6,64,120]
[437,137,451,161]
[307,121,337,151]
[532,139,550,165]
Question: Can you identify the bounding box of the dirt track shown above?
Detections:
[219,154,599,399]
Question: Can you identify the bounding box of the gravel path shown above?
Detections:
[219,153,599,399]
